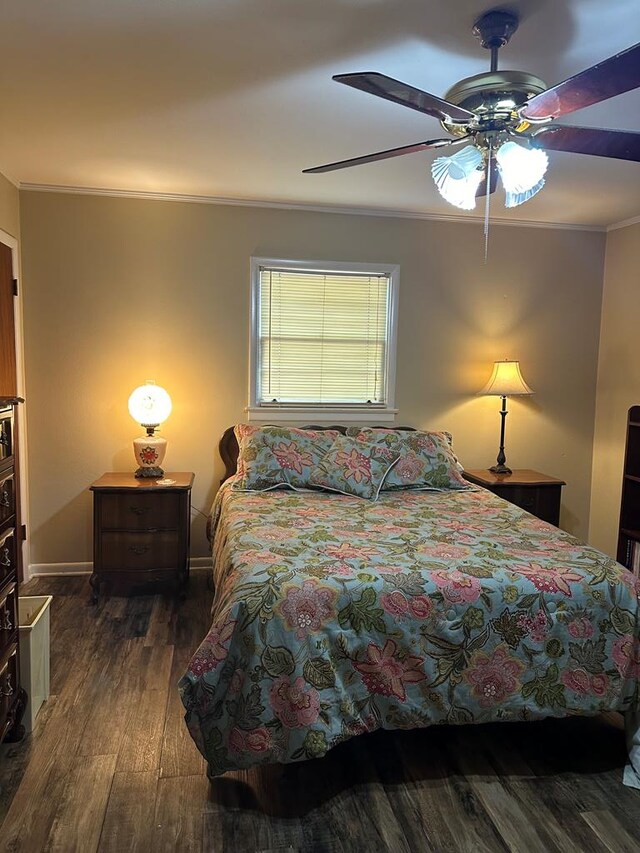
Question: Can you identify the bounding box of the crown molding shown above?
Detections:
[19,182,606,232]
[1,170,20,189]
[607,214,640,232]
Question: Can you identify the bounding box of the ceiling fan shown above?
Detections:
[304,9,640,210]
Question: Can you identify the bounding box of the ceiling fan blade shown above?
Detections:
[476,161,498,197]
[532,124,640,162]
[303,138,456,174]
[521,41,640,121]
[333,72,475,123]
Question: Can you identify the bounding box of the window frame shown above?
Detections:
[248,257,400,422]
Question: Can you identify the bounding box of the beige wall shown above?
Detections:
[589,222,640,557]
[0,171,20,239]
[19,190,606,567]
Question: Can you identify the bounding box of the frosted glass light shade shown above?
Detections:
[128,381,172,427]
[496,141,548,208]
[128,381,172,478]
[479,360,534,397]
[431,145,484,210]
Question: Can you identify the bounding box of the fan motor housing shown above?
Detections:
[442,71,547,136]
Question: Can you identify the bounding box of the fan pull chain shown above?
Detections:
[483,141,493,263]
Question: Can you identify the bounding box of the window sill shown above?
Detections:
[246,406,399,424]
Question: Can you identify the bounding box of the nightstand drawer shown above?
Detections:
[493,485,537,511]
[0,528,15,586]
[98,491,181,530]
[100,531,180,571]
[464,469,565,526]
[492,484,562,524]
[0,473,15,526]
[495,488,539,513]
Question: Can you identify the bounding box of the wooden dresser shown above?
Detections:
[0,401,26,742]
[90,472,194,603]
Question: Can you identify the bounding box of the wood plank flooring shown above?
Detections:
[1,573,640,852]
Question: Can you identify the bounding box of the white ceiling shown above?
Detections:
[1,0,639,227]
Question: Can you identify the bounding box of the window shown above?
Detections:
[249,258,399,421]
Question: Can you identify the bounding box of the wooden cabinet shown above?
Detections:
[463,468,565,526]
[617,405,640,573]
[90,472,194,602]
[0,402,26,743]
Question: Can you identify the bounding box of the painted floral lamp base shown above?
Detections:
[133,434,167,478]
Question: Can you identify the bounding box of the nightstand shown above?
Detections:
[463,469,565,526]
[89,472,194,603]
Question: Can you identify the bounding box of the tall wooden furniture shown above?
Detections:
[0,236,26,743]
[617,405,640,573]
[90,472,194,603]
[463,469,565,526]
[0,402,26,741]
[0,243,17,398]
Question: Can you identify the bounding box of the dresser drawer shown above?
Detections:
[0,411,13,464]
[0,645,19,739]
[99,531,180,571]
[98,491,181,531]
[0,472,15,526]
[0,528,15,586]
[0,583,17,660]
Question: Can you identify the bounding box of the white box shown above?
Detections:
[18,595,52,732]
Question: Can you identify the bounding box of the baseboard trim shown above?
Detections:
[28,562,92,577]
[28,557,212,577]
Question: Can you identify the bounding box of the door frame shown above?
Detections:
[0,228,30,582]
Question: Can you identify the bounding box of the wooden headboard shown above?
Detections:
[219,424,416,483]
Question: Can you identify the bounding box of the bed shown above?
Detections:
[179,425,640,784]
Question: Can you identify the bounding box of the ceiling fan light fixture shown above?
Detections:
[306,15,640,219]
[496,140,548,207]
[431,145,484,210]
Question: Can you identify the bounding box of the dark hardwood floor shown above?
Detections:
[1,572,639,852]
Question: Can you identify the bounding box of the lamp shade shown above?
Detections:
[128,381,172,427]
[479,360,534,397]
[495,141,548,208]
[431,145,485,210]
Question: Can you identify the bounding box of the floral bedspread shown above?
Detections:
[179,481,640,776]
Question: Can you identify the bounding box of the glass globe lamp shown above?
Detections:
[127,381,172,478]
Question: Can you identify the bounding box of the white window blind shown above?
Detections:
[256,266,392,406]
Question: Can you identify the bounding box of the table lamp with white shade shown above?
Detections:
[128,381,172,478]
[479,360,533,475]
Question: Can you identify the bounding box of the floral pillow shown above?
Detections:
[233,424,340,491]
[345,427,470,491]
[309,435,400,500]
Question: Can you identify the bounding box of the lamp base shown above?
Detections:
[133,433,167,479]
[489,463,512,475]
[135,466,165,479]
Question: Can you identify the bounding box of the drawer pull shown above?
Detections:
[0,490,10,508]
[0,548,11,567]
[1,611,12,631]
[129,505,151,516]
[128,545,150,555]
[2,675,13,697]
